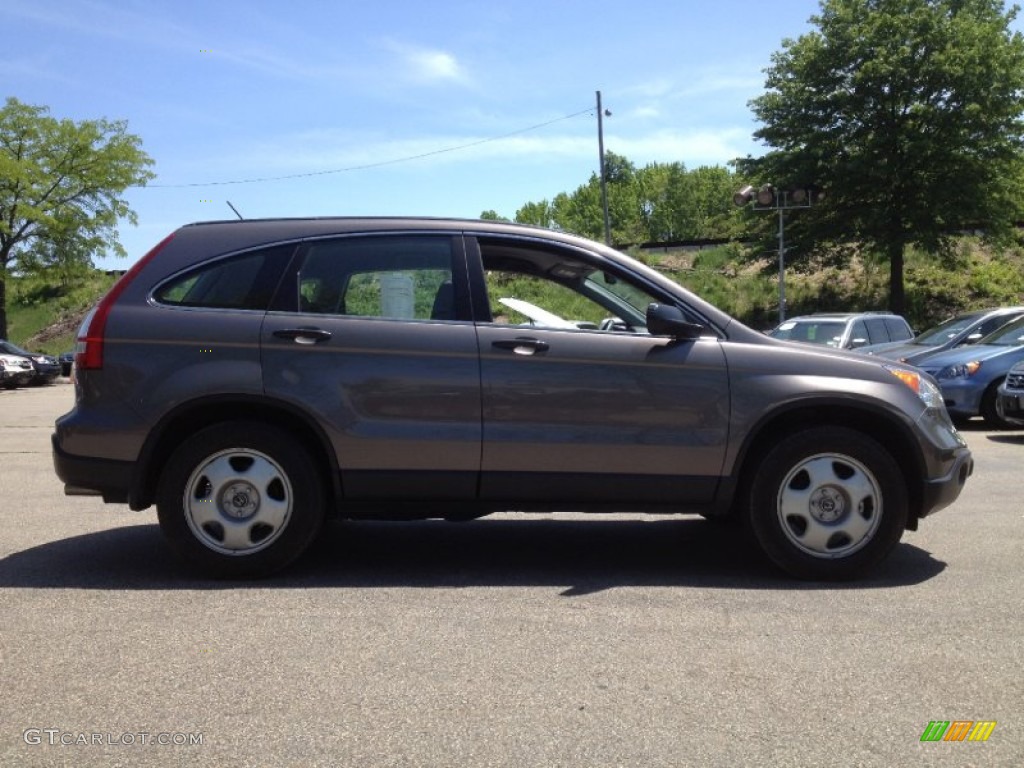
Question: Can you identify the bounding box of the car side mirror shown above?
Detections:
[646,303,704,340]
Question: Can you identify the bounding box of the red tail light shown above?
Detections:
[75,233,176,371]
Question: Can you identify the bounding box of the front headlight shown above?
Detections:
[885,365,945,409]
[937,361,981,379]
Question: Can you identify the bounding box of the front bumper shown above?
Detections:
[995,388,1024,427]
[919,446,974,519]
[935,379,985,418]
[32,364,62,383]
[2,370,33,387]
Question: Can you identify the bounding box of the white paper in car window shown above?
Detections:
[380,273,415,319]
[777,321,797,331]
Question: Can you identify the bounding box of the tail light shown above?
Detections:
[75,233,176,371]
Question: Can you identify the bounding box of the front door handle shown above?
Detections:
[492,338,550,356]
[273,327,333,345]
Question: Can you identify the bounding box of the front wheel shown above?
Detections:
[747,427,908,580]
[157,422,325,578]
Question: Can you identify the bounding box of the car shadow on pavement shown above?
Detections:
[985,432,1024,444]
[0,516,946,593]
[957,419,1024,438]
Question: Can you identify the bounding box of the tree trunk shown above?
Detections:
[887,239,905,316]
[0,263,7,341]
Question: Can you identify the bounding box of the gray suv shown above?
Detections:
[768,312,914,350]
[52,218,973,580]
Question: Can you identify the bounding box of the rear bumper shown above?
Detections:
[51,434,133,504]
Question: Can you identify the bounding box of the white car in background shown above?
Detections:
[0,353,34,388]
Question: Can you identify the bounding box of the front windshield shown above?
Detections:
[770,320,846,346]
[914,312,982,346]
[0,341,31,356]
[978,316,1024,346]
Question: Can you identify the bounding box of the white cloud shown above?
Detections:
[383,40,471,86]
[611,128,757,166]
[628,106,662,120]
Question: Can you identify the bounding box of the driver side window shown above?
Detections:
[478,243,660,333]
[485,271,608,330]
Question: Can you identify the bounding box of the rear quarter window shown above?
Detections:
[153,244,294,310]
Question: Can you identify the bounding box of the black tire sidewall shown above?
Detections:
[156,422,325,578]
[747,426,908,580]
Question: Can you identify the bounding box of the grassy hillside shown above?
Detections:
[6,270,118,354]
[642,237,1024,331]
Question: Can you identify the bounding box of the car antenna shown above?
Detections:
[226,201,244,220]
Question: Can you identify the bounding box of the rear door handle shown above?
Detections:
[273,327,333,345]
[492,338,550,356]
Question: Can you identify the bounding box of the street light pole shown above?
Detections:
[733,185,819,324]
[776,203,786,324]
[596,90,612,246]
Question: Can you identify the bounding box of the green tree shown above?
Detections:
[511,156,744,244]
[514,200,555,228]
[0,97,154,338]
[740,0,1024,313]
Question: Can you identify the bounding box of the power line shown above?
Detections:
[147,107,595,188]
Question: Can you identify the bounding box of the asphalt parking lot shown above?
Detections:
[1,381,1022,767]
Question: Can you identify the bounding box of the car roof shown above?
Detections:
[130,215,756,342]
[782,312,900,322]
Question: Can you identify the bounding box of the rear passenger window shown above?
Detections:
[885,317,912,341]
[154,244,293,310]
[863,318,888,344]
[296,236,459,321]
[974,314,1017,338]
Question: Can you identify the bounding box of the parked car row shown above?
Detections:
[861,306,1024,365]
[0,340,63,388]
[769,307,1024,429]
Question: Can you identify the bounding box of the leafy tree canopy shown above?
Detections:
[738,0,1024,313]
[514,152,746,245]
[0,97,154,338]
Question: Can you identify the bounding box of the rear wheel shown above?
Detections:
[157,422,325,578]
[747,427,907,580]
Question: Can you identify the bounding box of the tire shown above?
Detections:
[980,379,1012,430]
[746,426,907,580]
[156,422,326,578]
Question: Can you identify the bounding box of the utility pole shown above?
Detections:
[596,90,612,246]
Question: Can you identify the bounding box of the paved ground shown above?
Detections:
[1,381,1022,767]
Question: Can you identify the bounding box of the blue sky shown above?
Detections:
[5,0,830,269]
